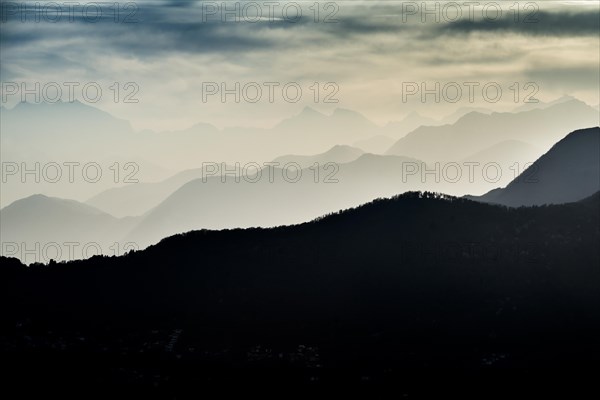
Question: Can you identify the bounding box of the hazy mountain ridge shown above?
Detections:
[0,194,140,263]
[4,97,595,208]
[85,166,227,218]
[386,100,599,162]
[84,120,584,222]
[353,135,395,154]
[123,125,599,248]
[125,154,462,248]
[460,140,542,165]
[271,145,365,168]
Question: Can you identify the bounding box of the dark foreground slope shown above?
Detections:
[2,192,599,395]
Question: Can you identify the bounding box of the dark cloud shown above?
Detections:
[0,14,405,62]
[437,10,600,36]
[0,4,597,64]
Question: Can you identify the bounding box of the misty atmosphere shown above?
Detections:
[1,0,599,396]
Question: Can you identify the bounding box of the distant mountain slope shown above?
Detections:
[0,195,139,262]
[0,156,174,209]
[460,140,544,189]
[91,135,524,220]
[86,138,542,220]
[512,95,577,113]
[126,154,426,247]
[382,111,441,139]
[1,100,133,140]
[461,140,542,165]
[1,101,133,160]
[440,106,493,124]
[266,107,381,155]
[86,168,210,218]
[386,100,599,161]
[473,127,600,206]
[272,145,365,168]
[0,101,166,207]
[353,135,395,154]
[1,103,384,175]
[1,194,116,236]
[276,107,379,133]
[129,107,380,172]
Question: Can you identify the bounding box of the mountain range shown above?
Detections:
[3,97,598,207]
[386,99,599,162]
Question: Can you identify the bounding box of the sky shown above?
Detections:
[1,0,599,130]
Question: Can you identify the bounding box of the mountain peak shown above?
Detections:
[330,108,378,129]
[476,127,600,207]
[2,194,114,219]
[20,193,50,203]
[300,106,323,116]
[556,94,576,102]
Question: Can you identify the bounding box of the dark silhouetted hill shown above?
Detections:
[2,191,598,393]
[473,127,600,206]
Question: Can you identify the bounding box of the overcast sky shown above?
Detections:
[1,0,598,130]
